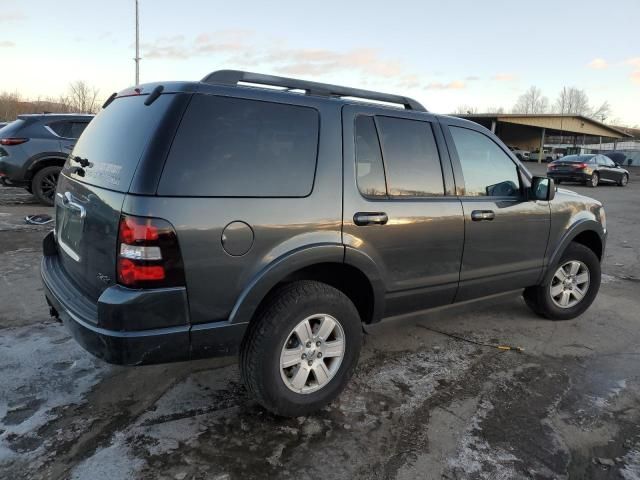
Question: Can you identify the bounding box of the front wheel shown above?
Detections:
[523,243,601,320]
[240,281,362,417]
[618,174,629,187]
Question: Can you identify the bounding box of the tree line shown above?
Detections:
[455,85,618,124]
[0,81,101,122]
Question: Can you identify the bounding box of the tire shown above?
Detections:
[589,172,599,188]
[32,165,61,206]
[618,174,629,187]
[240,280,362,417]
[523,243,601,321]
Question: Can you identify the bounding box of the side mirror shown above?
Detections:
[531,176,555,201]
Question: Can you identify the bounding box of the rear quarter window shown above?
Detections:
[158,95,319,197]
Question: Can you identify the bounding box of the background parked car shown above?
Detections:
[0,113,93,205]
[507,145,530,161]
[547,153,630,187]
[530,147,563,162]
[0,122,8,129]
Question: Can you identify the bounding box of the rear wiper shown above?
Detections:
[71,156,92,168]
[102,92,117,109]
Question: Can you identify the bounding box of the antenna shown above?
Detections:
[134,0,140,85]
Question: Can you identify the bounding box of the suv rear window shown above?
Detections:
[158,95,319,197]
[63,94,177,191]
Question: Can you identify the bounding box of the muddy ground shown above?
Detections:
[1,164,639,480]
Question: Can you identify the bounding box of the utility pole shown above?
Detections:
[134,0,140,85]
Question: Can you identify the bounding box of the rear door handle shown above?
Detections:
[353,212,388,226]
[471,210,495,221]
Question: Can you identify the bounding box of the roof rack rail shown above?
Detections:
[201,70,427,112]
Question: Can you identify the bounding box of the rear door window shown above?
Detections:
[355,116,387,198]
[64,94,177,191]
[159,95,319,197]
[375,116,444,197]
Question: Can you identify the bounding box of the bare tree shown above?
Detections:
[64,81,100,114]
[486,106,505,114]
[591,101,611,122]
[554,86,590,116]
[512,86,549,114]
[453,105,479,114]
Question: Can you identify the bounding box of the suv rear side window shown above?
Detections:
[376,116,444,197]
[449,126,520,197]
[159,95,319,197]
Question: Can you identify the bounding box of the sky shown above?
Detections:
[1,0,639,125]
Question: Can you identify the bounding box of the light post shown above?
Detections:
[134,0,140,86]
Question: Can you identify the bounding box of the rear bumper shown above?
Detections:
[548,172,590,182]
[41,232,246,365]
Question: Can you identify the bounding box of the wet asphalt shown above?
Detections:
[0,164,639,480]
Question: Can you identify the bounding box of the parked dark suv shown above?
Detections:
[0,113,93,205]
[41,71,607,416]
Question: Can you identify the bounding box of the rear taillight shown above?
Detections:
[0,138,29,146]
[117,214,185,288]
[575,163,588,169]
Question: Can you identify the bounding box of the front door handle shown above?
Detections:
[354,212,388,226]
[471,210,495,221]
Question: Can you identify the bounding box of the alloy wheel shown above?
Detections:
[40,172,59,202]
[550,260,590,309]
[280,314,345,394]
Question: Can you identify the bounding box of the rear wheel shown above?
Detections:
[589,172,599,188]
[240,280,362,417]
[523,243,600,320]
[618,174,629,187]
[32,166,61,206]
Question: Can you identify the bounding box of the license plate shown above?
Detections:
[56,195,85,262]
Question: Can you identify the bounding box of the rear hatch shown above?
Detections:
[55,91,189,301]
[551,160,585,172]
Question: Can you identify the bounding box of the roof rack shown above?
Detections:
[201,70,427,112]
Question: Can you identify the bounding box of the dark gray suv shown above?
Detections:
[41,71,606,416]
[0,113,93,205]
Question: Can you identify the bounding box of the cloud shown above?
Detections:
[424,80,466,90]
[587,58,608,70]
[625,58,640,84]
[626,57,640,68]
[465,75,480,81]
[0,40,14,48]
[143,31,409,82]
[0,11,25,23]
[493,73,516,81]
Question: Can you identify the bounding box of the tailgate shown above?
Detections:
[55,174,124,300]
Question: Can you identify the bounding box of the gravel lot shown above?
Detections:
[1,164,639,480]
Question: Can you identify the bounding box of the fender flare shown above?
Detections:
[25,152,68,177]
[541,219,605,284]
[228,243,345,325]
[343,246,386,323]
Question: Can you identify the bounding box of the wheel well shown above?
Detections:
[27,158,65,181]
[255,263,375,324]
[572,230,602,260]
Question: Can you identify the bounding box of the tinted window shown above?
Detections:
[49,121,70,137]
[65,94,177,191]
[450,126,520,197]
[376,116,444,197]
[69,122,89,139]
[160,95,319,197]
[355,116,386,198]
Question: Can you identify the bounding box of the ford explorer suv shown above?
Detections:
[42,70,606,417]
[0,114,93,205]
